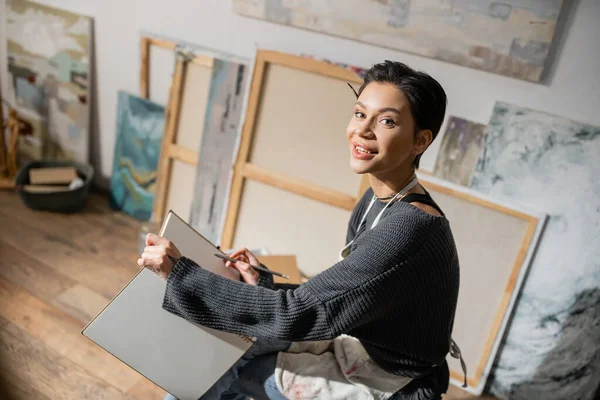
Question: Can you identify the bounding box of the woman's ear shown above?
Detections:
[414,129,433,156]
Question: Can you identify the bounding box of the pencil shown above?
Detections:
[214,253,290,279]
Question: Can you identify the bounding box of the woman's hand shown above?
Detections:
[225,248,261,286]
[137,233,182,280]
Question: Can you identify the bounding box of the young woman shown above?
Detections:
[139,60,466,400]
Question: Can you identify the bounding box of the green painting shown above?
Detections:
[109,92,165,221]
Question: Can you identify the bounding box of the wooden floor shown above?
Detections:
[0,189,493,400]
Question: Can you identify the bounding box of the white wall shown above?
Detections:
[1,0,599,185]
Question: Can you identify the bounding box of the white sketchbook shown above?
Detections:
[82,210,254,400]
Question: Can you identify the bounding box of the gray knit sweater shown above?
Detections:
[162,189,460,392]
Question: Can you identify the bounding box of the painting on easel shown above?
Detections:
[6,0,92,164]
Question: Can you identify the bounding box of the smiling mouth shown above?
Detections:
[355,145,377,155]
[352,143,378,160]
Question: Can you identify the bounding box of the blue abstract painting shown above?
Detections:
[110,91,165,221]
[470,102,600,399]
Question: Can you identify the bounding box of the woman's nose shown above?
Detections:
[354,122,375,139]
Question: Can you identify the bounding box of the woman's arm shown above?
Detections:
[161,213,443,342]
[162,256,333,341]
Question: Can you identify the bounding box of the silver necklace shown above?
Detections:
[373,173,418,201]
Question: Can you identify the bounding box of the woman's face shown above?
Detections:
[346,82,427,177]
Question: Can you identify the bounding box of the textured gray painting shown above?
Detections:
[470,102,600,399]
[433,116,486,186]
[233,0,565,82]
[189,59,249,245]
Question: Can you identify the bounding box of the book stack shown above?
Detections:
[23,167,83,193]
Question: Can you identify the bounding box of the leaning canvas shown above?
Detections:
[109,92,165,221]
[189,59,250,244]
[233,0,565,82]
[433,116,486,186]
[6,0,92,163]
[469,102,600,399]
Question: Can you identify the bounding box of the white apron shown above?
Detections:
[274,178,461,399]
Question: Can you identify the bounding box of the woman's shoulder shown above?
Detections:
[387,200,448,228]
[363,201,453,252]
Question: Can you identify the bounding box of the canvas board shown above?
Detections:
[248,63,361,196]
[221,50,369,253]
[417,173,547,395]
[82,211,251,400]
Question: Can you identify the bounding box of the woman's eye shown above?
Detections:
[354,111,365,118]
[381,118,396,127]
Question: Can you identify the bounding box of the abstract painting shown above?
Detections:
[433,116,486,186]
[189,59,250,245]
[6,0,91,163]
[233,0,565,82]
[109,92,165,221]
[470,102,600,399]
